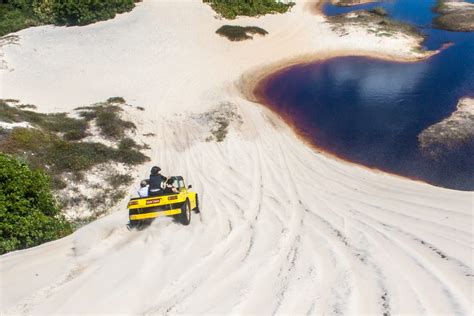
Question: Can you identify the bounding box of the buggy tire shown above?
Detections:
[194,194,200,213]
[129,209,139,229]
[179,200,191,225]
[128,219,141,230]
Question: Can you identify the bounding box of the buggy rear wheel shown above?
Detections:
[129,208,140,229]
[178,200,191,225]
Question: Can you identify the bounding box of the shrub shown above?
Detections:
[77,104,136,140]
[0,0,137,37]
[0,101,89,141]
[51,0,136,26]
[216,25,268,41]
[0,128,148,179]
[106,173,133,187]
[204,0,294,19]
[0,2,41,37]
[32,0,54,23]
[115,145,149,164]
[118,137,139,150]
[96,108,136,140]
[370,7,388,17]
[107,96,126,104]
[0,154,72,254]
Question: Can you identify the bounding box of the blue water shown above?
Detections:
[259,0,474,190]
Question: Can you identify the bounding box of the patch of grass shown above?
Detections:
[204,0,294,19]
[116,137,149,164]
[96,109,135,140]
[2,99,19,103]
[433,0,448,13]
[106,173,133,187]
[203,102,242,142]
[1,127,148,188]
[216,25,268,41]
[328,9,423,39]
[0,100,149,189]
[0,0,138,37]
[369,7,388,17]
[77,102,136,140]
[16,104,36,109]
[0,100,89,140]
[433,10,474,32]
[212,117,230,142]
[109,189,127,205]
[0,98,150,237]
[107,96,126,104]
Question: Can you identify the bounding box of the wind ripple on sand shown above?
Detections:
[1,102,472,315]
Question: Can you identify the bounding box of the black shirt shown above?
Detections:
[149,174,166,192]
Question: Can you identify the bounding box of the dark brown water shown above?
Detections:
[257,1,474,191]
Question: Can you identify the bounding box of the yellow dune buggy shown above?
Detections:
[127,176,199,228]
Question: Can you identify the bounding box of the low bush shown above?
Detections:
[216,25,268,41]
[106,173,133,187]
[78,104,136,140]
[107,96,126,104]
[0,154,72,254]
[0,1,41,36]
[48,0,136,26]
[370,7,388,17]
[204,0,294,19]
[0,99,149,253]
[0,0,138,37]
[0,100,89,141]
[0,100,149,189]
[1,128,148,178]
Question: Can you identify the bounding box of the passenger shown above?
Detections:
[148,166,167,196]
[164,177,179,194]
[137,180,149,198]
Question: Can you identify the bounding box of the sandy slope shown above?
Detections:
[0,0,472,314]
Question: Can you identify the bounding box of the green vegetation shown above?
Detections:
[0,99,149,188]
[106,173,133,188]
[0,0,138,37]
[434,0,449,13]
[77,104,136,140]
[433,1,474,32]
[0,154,72,255]
[216,25,268,41]
[0,98,150,253]
[332,0,376,6]
[2,128,146,175]
[0,101,89,140]
[107,96,127,104]
[50,0,136,26]
[204,0,294,19]
[203,102,242,142]
[369,7,388,17]
[328,9,423,39]
[0,1,42,37]
[211,117,230,142]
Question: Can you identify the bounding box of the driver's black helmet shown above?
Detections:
[150,166,161,175]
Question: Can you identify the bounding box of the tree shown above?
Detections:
[0,154,72,254]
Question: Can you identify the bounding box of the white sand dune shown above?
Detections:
[0,0,472,315]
